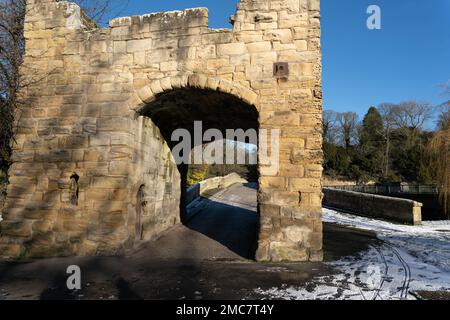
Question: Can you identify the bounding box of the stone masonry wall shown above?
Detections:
[323,188,423,225]
[0,0,323,262]
[131,117,181,241]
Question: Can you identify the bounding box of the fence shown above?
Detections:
[330,184,438,195]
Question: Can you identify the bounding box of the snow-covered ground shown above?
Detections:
[255,209,450,300]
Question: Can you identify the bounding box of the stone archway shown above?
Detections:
[130,80,261,255]
[0,0,323,262]
[130,75,259,112]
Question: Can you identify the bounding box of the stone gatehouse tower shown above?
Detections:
[0,0,323,261]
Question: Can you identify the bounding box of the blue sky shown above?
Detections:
[110,0,450,121]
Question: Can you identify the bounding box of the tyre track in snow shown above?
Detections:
[369,244,388,300]
[370,241,411,300]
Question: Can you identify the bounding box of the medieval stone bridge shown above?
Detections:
[0,0,323,262]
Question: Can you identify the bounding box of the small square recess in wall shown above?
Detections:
[273,62,289,78]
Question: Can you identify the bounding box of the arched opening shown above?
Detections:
[136,87,260,259]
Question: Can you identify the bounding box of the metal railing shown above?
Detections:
[329,184,439,195]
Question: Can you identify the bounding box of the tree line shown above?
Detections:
[323,98,449,217]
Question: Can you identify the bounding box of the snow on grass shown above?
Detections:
[323,209,450,272]
[255,209,450,300]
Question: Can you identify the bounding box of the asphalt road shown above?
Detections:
[185,182,259,259]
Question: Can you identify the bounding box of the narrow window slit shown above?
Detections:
[70,173,79,206]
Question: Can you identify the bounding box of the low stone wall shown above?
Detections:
[323,188,422,225]
[186,173,247,204]
[384,193,441,220]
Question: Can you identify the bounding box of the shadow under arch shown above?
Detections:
[133,78,260,259]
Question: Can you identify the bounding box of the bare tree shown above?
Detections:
[437,102,450,131]
[389,101,434,131]
[0,0,26,173]
[336,112,359,148]
[323,110,338,144]
[436,84,450,131]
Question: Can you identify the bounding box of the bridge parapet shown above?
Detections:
[186,173,248,205]
[323,188,423,225]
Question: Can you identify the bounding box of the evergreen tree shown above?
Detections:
[357,107,385,179]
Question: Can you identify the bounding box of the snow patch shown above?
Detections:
[255,209,450,300]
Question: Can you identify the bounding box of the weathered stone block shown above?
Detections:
[127,39,152,52]
[269,242,309,262]
[217,42,247,56]
[247,41,272,53]
[93,177,128,189]
[114,41,127,53]
[1,221,33,238]
[0,244,22,259]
